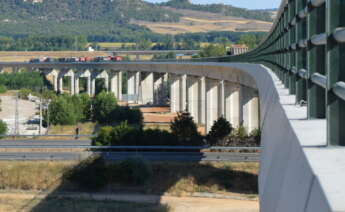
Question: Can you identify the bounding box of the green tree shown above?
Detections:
[237,34,257,49]
[207,116,233,146]
[92,91,118,124]
[47,96,78,125]
[170,111,199,140]
[137,39,152,50]
[199,44,226,58]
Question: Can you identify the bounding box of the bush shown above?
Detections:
[92,126,113,146]
[0,85,7,93]
[18,89,32,100]
[0,120,7,136]
[92,91,118,124]
[110,121,137,145]
[110,106,143,126]
[117,158,152,185]
[170,111,199,140]
[65,156,107,191]
[207,117,233,146]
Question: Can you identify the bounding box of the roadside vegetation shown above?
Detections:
[93,111,260,147]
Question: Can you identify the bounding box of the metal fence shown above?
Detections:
[195,0,345,146]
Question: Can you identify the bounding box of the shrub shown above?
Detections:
[170,111,199,140]
[65,156,107,191]
[117,158,152,185]
[207,117,233,146]
[92,91,118,124]
[0,120,7,136]
[110,106,143,126]
[110,121,136,145]
[0,85,7,93]
[18,89,32,100]
[92,126,113,146]
[232,125,248,139]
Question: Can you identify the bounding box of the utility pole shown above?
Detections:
[14,93,19,136]
[39,96,42,135]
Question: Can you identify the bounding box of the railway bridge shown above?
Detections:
[1,0,345,211]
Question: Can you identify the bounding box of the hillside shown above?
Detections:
[132,7,272,34]
[0,0,273,41]
[160,0,273,22]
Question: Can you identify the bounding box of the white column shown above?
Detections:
[70,74,75,95]
[58,75,64,94]
[135,72,140,103]
[87,76,91,96]
[242,86,251,131]
[199,76,206,125]
[91,77,96,97]
[104,74,109,92]
[187,76,200,123]
[206,79,220,133]
[111,71,122,100]
[140,72,154,104]
[230,84,242,128]
[220,80,226,117]
[170,74,181,113]
[181,74,187,111]
[248,95,259,133]
[154,73,164,105]
[53,74,58,92]
[75,77,80,94]
[224,82,233,123]
[127,71,140,103]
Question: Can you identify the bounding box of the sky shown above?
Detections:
[144,0,281,10]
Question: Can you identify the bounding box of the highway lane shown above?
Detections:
[0,152,260,162]
[0,140,92,146]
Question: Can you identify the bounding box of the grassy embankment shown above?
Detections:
[0,161,258,197]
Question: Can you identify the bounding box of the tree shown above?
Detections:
[47,96,78,125]
[0,120,7,136]
[207,116,233,146]
[170,111,199,140]
[136,39,152,50]
[92,91,118,124]
[199,44,226,58]
[237,34,257,49]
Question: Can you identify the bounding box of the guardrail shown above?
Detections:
[182,0,345,146]
[0,145,262,150]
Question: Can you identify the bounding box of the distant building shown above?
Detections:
[227,44,249,56]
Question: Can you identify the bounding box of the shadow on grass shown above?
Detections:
[26,154,258,212]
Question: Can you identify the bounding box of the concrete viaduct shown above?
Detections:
[0,62,260,134]
[2,0,345,210]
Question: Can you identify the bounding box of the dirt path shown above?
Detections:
[0,192,259,212]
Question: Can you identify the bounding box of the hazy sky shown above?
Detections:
[144,0,281,10]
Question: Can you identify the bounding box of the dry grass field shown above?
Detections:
[0,161,258,198]
[132,7,272,35]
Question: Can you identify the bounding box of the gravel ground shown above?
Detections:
[0,95,46,135]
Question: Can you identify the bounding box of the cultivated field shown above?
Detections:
[132,7,272,35]
[0,51,111,62]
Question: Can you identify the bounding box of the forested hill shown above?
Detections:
[0,0,181,23]
[0,0,271,43]
[161,0,273,22]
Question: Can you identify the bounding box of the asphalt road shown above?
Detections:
[0,152,260,162]
[0,139,92,147]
